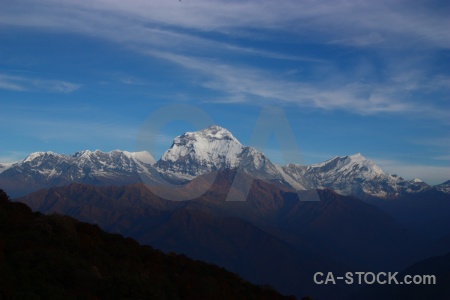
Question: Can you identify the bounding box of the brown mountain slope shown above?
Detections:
[0,189,293,300]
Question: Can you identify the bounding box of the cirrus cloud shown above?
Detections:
[0,74,81,93]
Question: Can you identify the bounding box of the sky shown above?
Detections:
[0,0,449,184]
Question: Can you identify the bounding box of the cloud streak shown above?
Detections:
[2,0,448,48]
[147,51,447,116]
[0,74,80,93]
[0,0,448,117]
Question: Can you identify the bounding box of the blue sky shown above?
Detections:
[1,0,449,184]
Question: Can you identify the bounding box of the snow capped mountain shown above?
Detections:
[154,127,432,198]
[435,180,450,193]
[238,146,284,181]
[155,125,283,181]
[280,153,431,198]
[279,153,383,191]
[156,125,243,178]
[0,150,156,197]
[20,149,155,177]
[70,149,155,174]
[0,126,446,199]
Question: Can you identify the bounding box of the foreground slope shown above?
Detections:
[0,189,292,300]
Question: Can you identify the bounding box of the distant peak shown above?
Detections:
[180,125,240,144]
[122,150,155,164]
[204,125,226,131]
[23,151,58,162]
[73,150,92,158]
[199,125,232,135]
[312,153,367,167]
[348,153,366,161]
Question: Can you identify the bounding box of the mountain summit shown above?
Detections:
[155,125,281,181]
[155,126,243,178]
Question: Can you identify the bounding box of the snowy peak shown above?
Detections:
[192,125,239,142]
[156,125,244,177]
[128,151,156,165]
[349,152,364,160]
[155,125,283,182]
[8,150,155,178]
[165,126,242,159]
[433,180,450,193]
[71,149,155,166]
[279,153,432,198]
[309,153,384,177]
[0,149,157,197]
[175,125,240,146]
[313,153,367,167]
[23,151,61,163]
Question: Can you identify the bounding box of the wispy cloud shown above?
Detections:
[0,80,25,92]
[1,0,447,48]
[0,0,448,117]
[0,74,80,93]
[329,33,385,47]
[146,51,447,116]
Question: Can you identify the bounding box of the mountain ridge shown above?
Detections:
[0,125,446,198]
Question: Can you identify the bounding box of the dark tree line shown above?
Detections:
[0,189,294,300]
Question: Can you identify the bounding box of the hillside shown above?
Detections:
[0,189,293,300]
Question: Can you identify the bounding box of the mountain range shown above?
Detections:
[0,125,446,199]
[2,125,450,299]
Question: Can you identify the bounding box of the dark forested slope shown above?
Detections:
[0,189,293,300]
